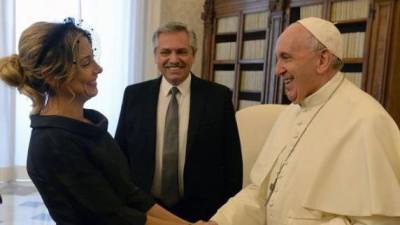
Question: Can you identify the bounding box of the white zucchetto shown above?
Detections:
[297,17,343,59]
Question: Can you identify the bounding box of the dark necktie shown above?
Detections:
[161,87,180,206]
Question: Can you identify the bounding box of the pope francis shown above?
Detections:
[197,17,400,225]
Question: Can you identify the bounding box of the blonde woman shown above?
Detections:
[0,18,191,225]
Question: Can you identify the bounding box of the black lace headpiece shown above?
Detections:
[34,17,77,68]
[27,17,91,94]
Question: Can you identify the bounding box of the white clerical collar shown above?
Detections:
[299,72,344,108]
[160,73,191,97]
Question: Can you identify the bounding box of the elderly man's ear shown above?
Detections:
[316,49,333,74]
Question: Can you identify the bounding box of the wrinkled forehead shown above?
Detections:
[157,32,192,49]
[275,23,311,53]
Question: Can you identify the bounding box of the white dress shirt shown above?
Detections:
[152,75,191,198]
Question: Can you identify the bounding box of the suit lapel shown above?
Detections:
[142,77,162,158]
[186,75,205,162]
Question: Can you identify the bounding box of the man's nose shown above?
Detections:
[168,52,179,62]
[275,60,285,77]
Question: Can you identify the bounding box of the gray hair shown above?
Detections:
[307,33,344,71]
[152,21,197,55]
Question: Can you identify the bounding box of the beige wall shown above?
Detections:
[144,0,205,80]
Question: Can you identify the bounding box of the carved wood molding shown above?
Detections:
[201,0,215,79]
[264,10,284,103]
[365,0,394,103]
[202,0,214,24]
[269,0,286,11]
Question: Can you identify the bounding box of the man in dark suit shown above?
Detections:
[115,22,242,222]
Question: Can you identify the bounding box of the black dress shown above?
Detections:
[27,109,155,225]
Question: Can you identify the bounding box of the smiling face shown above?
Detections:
[275,23,324,104]
[65,36,103,102]
[154,31,195,86]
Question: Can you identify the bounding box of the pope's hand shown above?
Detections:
[192,221,218,225]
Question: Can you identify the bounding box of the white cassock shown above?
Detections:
[211,73,400,225]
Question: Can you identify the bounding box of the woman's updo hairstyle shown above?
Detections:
[0,18,92,114]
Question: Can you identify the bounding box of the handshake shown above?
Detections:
[192,221,218,225]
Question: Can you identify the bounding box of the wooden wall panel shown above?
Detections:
[201,0,400,125]
[385,0,400,125]
[365,0,394,103]
[264,11,284,103]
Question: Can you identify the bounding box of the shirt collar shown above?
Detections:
[299,72,344,108]
[160,73,191,97]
